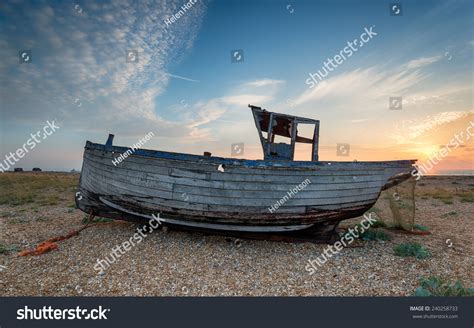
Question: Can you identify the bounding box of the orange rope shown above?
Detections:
[18,216,95,257]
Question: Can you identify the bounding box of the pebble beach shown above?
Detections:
[0,173,472,296]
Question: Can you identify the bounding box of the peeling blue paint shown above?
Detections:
[86,140,416,169]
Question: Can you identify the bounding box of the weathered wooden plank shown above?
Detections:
[84,158,384,199]
[85,153,390,184]
[85,141,415,170]
[81,161,379,206]
[83,166,381,207]
[109,192,376,215]
[86,148,409,176]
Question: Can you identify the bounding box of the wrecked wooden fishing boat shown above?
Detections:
[76,104,416,241]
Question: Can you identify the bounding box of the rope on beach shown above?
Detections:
[17,212,96,257]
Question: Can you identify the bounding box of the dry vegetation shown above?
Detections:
[0,172,77,207]
[0,172,472,296]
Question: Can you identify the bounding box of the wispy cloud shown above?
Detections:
[292,54,471,120]
[293,65,426,106]
[405,55,441,69]
[165,73,200,82]
[0,0,207,137]
[243,79,285,88]
[391,111,472,143]
[173,78,285,144]
[351,118,370,123]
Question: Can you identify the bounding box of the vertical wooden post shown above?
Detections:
[312,121,320,162]
[250,106,266,154]
[290,120,297,161]
[266,113,274,158]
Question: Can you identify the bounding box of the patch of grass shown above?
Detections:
[419,188,453,204]
[0,173,78,206]
[0,211,16,218]
[9,217,29,224]
[67,203,76,208]
[370,219,387,228]
[369,206,382,214]
[360,229,391,241]
[345,219,390,241]
[418,188,474,204]
[82,215,114,224]
[38,195,60,206]
[459,194,474,203]
[34,216,48,222]
[0,243,20,254]
[451,181,460,185]
[441,211,457,218]
[413,224,429,232]
[397,201,415,209]
[414,276,474,296]
[393,242,431,259]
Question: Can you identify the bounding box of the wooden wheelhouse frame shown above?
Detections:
[249,104,320,161]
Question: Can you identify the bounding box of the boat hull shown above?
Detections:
[76,141,416,232]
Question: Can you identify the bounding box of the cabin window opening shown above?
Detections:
[294,123,316,161]
[296,123,314,141]
[294,143,313,161]
[273,135,291,145]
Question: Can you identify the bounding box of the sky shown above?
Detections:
[0,0,473,173]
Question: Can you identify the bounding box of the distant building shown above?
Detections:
[14,168,23,172]
[32,167,42,172]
